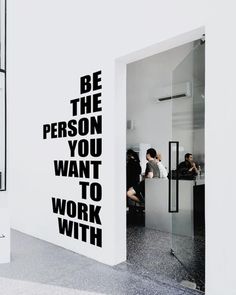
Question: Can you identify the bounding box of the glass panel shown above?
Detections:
[171,42,205,290]
[0,0,6,70]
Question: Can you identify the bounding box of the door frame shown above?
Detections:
[114,27,205,262]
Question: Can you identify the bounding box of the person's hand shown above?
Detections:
[192,162,196,168]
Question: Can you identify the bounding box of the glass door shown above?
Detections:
[169,41,205,290]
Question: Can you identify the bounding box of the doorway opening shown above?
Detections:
[124,33,205,292]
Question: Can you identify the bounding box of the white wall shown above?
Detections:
[0,73,6,189]
[0,195,10,263]
[6,1,236,294]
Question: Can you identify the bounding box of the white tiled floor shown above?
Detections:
[0,278,104,295]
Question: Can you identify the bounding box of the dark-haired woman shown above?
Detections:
[126,149,142,196]
[127,148,167,202]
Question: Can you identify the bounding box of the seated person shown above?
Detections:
[178,153,199,178]
[127,148,167,202]
[126,149,142,192]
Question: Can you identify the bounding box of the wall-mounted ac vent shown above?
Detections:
[154,81,192,103]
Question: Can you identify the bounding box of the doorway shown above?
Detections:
[125,35,205,291]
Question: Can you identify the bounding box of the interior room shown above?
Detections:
[126,39,205,291]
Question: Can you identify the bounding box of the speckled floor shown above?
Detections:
[0,230,204,295]
[126,226,205,291]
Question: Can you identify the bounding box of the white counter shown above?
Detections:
[145,178,171,233]
[145,178,203,237]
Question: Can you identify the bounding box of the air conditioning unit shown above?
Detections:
[154,81,192,103]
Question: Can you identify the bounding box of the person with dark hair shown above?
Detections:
[145,148,167,178]
[126,149,141,191]
[178,153,199,178]
[127,148,167,202]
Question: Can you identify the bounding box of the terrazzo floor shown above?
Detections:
[126,226,205,291]
[0,230,204,295]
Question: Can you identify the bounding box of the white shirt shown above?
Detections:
[157,161,168,178]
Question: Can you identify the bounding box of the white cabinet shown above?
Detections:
[145,178,172,233]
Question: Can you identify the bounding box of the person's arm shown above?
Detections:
[145,162,154,178]
[189,162,198,175]
[178,162,189,175]
[147,171,153,178]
